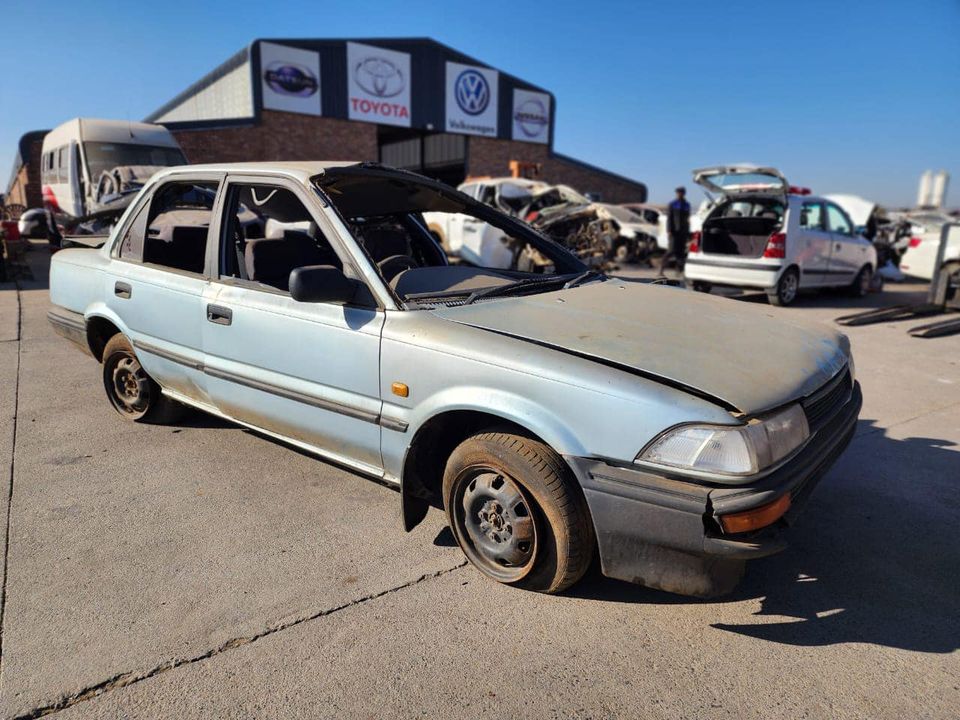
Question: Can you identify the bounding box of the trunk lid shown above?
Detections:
[693,165,789,197]
[432,281,848,414]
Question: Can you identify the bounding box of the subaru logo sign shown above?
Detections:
[454,70,490,116]
[514,99,549,138]
[354,57,404,98]
[263,62,318,97]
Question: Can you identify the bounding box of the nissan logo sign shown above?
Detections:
[354,56,404,98]
[454,70,490,116]
[263,62,319,97]
[514,99,549,138]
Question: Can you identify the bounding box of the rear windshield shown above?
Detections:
[706,172,783,193]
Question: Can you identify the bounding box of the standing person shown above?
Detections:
[660,186,691,276]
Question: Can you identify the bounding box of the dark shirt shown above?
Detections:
[667,198,691,237]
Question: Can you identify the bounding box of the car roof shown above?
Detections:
[152,160,364,183]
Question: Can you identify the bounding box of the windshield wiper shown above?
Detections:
[465,277,564,305]
[563,269,605,289]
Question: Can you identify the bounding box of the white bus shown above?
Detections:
[40,118,187,234]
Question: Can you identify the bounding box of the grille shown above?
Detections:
[802,368,852,431]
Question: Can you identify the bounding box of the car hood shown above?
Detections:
[431,280,849,414]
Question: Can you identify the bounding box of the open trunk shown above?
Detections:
[700,199,784,258]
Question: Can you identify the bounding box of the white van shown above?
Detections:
[40,118,186,232]
[683,165,877,306]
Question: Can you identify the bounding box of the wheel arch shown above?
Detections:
[399,408,572,532]
[85,313,123,361]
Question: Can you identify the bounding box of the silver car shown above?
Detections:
[48,162,862,597]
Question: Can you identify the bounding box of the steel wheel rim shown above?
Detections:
[781,273,798,303]
[452,467,538,582]
[108,354,151,416]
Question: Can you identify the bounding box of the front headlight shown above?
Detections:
[636,403,810,478]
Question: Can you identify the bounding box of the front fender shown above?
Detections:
[411,385,588,457]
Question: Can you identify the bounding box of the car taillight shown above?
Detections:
[763,232,787,259]
[688,231,701,253]
[908,236,922,248]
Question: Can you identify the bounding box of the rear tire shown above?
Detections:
[848,265,873,298]
[101,334,186,424]
[443,430,595,594]
[768,267,799,307]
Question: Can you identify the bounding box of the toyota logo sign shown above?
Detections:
[454,70,490,116]
[354,56,404,98]
[263,62,318,97]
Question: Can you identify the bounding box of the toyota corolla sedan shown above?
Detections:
[48,162,862,597]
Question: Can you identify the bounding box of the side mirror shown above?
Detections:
[289,265,358,304]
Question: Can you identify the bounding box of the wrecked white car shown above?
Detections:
[49,162,862,597]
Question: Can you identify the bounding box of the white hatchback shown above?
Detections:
[683,166,877,306]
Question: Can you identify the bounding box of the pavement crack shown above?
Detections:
[0,277,22,677]
[12,561,468,719]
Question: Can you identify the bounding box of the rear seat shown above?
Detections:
[144,226,208,274]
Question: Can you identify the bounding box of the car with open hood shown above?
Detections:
[48,162,862,597]
[684,165,878,306]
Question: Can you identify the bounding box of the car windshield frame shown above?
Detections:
[312,164,592,310]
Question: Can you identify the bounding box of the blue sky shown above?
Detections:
[1,0,957,206]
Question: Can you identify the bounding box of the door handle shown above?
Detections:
[835,243,843,251]
[114,281,132,299]
[206,304,232,326]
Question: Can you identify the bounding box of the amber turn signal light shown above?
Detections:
[391,382,409,398]
[719,494,791,534]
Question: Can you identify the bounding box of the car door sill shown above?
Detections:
[161,387,395,485]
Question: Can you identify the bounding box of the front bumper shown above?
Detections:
[566,382,862,594]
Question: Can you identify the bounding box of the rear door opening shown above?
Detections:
[700,197,785,257]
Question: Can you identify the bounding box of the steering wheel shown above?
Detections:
[377,254,418,283]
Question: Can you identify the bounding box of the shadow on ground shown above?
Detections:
[568,418,959,654]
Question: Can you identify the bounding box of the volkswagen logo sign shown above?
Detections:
[514,99,549,138]
[355,56,404,98]
[263,62,318,97]
[454,70,490,116]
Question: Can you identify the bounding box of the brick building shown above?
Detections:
[4,38,647,212]
[146,38,647,202]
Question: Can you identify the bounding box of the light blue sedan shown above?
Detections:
[48,162,862,597]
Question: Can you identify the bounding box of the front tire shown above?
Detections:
[101,334,185,424]
[691,281,712,293]
[443,430,595,594]
[768,267,799,307]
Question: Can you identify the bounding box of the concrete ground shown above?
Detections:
[0,245,957,719]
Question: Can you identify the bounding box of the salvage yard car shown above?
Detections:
[684,165,878,306]
[48,162,862,597]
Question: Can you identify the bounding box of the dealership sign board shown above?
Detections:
[511,89,550,144]
[347,42,411,127]
[445,62,499,136]
[259,42,322,116]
